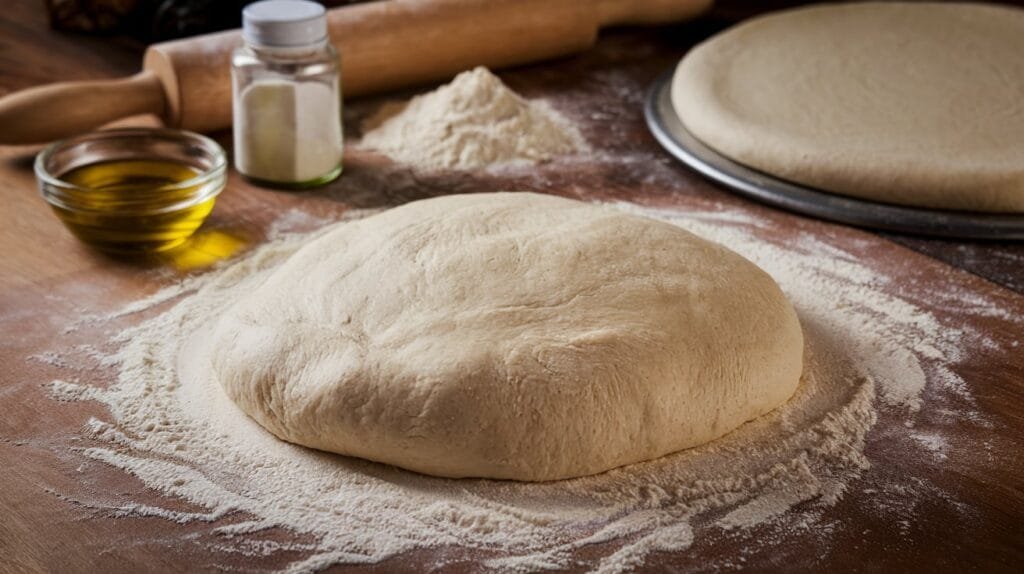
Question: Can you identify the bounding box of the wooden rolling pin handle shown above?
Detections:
[0,0,713,145]
[0,71,165,146]
[597,0,713,25]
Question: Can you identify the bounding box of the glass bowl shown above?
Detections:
[35,128,227,254]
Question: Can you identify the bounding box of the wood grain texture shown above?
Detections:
[1,2,1023,572]
[1,0,714,143]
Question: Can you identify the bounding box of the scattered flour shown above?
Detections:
[39,200,997,572]
[359,67,588,172]
[909,432,949,461]
[49,378,99,402]
[28,351,69,368]
[266,208,331,240]
[61,280,200,335]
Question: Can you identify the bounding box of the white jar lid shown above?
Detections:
[242,0,327,47]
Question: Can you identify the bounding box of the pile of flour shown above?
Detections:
[40,199,994,572]
[359,67,588,171]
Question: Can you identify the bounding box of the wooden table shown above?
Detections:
[2,2,1022,572]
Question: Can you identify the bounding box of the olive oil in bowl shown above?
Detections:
[36,129,227,254]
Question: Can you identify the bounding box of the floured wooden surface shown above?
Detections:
[2,17,1023,574]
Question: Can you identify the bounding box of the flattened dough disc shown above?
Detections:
[645,72,1024,239]
[671,2,1024,214]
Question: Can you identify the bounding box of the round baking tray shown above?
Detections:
[644,71,1024,240]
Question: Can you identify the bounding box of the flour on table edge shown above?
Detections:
[36,200,1008,573]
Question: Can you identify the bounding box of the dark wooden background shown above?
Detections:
[1,1,1022,572]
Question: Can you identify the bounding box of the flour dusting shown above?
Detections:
[359,67,588,172]
[39,201,997,572]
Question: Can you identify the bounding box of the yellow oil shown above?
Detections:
[53,159,217,253]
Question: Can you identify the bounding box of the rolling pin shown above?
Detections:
[0,0,712,145]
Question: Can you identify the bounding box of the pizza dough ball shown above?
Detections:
[209,193,803,481]
[672,2,1024,212]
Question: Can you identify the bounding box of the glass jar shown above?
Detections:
[231,0,343,188]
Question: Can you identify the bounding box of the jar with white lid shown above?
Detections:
[231,0,343,188]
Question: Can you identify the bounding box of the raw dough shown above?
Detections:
[671,2,1024,212]
[209,193,803,481]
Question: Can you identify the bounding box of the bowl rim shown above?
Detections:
[34,127,228,199]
